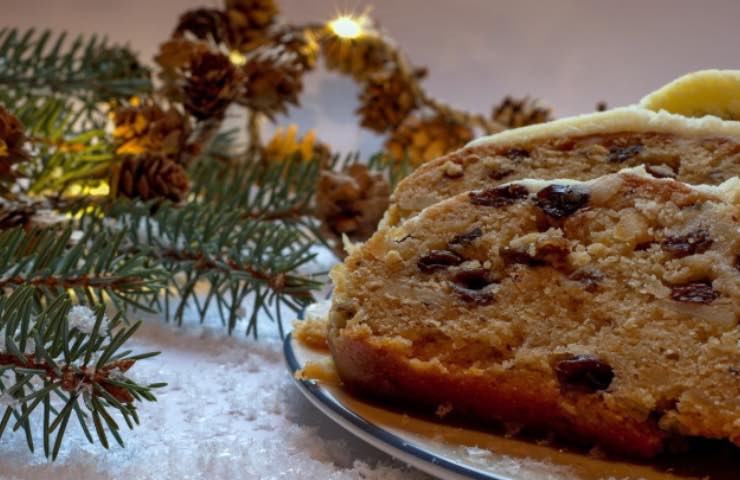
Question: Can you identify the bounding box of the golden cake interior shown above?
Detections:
[330,171,740,452]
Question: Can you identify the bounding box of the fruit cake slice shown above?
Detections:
[384,102,740,227]
[328,167,739,458]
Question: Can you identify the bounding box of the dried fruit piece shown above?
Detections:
[608,144,644,163]
[452,268,491,290]
[555,355,614,392]
[500,248,546,266]
[450,283,495,305]
[504,148,530,161]
[670,280,718,304]
[488,168,513,180]
[661,229,713,258]
[501,242,570,268]
[469,184,529,207]
[417,250,464,273]
[450,228,482,246]
[535,185,590,219]
[568,269,604,292]
[634,241,656,251]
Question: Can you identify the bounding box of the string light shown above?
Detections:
[328,14,367,39]
[229,50,247,66]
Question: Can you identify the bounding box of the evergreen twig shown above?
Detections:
[0,226,166,312]
[0,286,164,459]
[0,27,151,116]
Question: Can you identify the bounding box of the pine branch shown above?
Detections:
[2,95,115,194]
[0,286,164,459]
[69,198,323,337]
[189,152,321,223]
[0,27,151,110]
[0,226,166,312]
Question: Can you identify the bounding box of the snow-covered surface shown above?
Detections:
[0,247,429,480]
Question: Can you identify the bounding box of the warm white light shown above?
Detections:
[229,50,247,66]
[328,15,364,39]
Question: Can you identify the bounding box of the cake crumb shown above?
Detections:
[385,249,403,266]
[293,317,329,350]
[443,161,464,178]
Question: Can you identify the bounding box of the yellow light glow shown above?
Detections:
[328,15,365,39]
[67,182,110,197]
[229,50,247,66]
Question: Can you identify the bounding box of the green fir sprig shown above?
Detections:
[0,286,164,460]
[0,27,151,119]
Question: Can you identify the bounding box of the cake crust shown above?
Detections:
[332,333,666,458]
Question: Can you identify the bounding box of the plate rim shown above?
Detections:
[283,332,510,480]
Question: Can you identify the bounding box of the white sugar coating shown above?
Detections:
[0,247,429,480]
[467,104,740,150]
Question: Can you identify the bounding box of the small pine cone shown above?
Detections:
[386,114,474,166]
[182,49,243,120]
[0,105,30,183]
[315,163,390,255]
[492,96,552,129]
[173,8,231,46]
[155,39,209,74]
[225,0,278,52]
[241,49,304,117]
[321,34,391,80]
[114,154,189,203]
[357,69,418,133]
[111,99,190,163]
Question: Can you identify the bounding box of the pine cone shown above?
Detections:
[386,114,474,166]
[225,0,278,52]
[111,99,190,163]
[357,69,418,133]
[173,8,231,46]
[315,163,390,255]
[114,154,189,203]
[0,105,30,184]
[241,49,304,117]
[182,49,243,120]
[321,34,391,80]
[263,125,330,163]
[492,96,552,129]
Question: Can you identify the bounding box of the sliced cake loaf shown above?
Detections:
[383,70,740,227]
[328,168,739,458]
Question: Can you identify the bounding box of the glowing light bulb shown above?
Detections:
[229,50,247,66]
[328,15,364,39]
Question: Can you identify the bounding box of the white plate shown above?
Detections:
[284,333,738,480]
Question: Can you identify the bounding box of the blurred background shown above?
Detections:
[4,0,740,154]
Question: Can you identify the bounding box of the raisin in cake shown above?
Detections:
[328,167,739,458]
[384,73,740,227]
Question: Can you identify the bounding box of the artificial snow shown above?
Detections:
[66,305,106,334]
[0,247,430,480]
